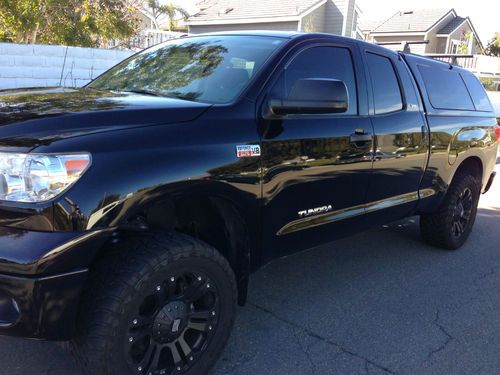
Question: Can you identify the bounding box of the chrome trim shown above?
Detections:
[38,268,89,281]
[277,188,437,236]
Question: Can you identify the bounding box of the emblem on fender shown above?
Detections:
[236,145,261,157]
[298,205,333,218]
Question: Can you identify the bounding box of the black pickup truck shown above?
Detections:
[0,32,498,375]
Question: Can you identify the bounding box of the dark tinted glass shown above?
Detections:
[460,72,493,112]
[277,46,357,115]
[418,64,474,111]
[90,36,284,104]
[366,53,403,114]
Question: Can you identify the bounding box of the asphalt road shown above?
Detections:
[1,160,499,375]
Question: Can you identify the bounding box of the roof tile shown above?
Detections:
[189,0,324,22]
[371,8,452,33]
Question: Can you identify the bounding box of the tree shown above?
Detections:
[485,33,500,57]
[0,0,141,47]
[145,0,189,31]
[458,31,472,54]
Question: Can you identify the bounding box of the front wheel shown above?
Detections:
[73,233,237,375]
[420,172,481,250]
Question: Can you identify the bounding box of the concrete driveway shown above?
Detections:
[1,161,499,374]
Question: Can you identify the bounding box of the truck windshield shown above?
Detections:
[89,35,285,104]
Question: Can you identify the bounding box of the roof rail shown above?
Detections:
[376,40,429,53]
[424,53,474,65]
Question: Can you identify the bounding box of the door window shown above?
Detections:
[271,46,358,115]
[366,52,403,114]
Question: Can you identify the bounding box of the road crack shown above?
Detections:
[428,309,453,358]
[249,302,395,374]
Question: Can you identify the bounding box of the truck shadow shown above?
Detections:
[215,206,500,374]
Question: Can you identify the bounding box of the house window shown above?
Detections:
[450,39,460,54]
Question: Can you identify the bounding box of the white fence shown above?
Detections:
[124,29,186,50]
[0,43,133,90]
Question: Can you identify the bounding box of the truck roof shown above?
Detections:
[190,30,400,55]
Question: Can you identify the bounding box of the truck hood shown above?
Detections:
[0,87,211,150]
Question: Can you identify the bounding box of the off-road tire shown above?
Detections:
[420,172,481,250]
[71,232,237,375]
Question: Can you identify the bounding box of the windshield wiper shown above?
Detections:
[118,89,165,97]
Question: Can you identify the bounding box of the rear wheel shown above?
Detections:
[73,232,237,375]
[420,172,481,250]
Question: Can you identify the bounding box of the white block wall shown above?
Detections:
[0,43,134,90]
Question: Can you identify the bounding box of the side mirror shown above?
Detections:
[268,78,348,116]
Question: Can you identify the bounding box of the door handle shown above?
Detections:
[350,130,373,144]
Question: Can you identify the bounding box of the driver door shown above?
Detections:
[260,42,374,261]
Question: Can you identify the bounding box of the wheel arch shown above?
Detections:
[452,156,483,183]
[418,155,484,214]
[88,186,258,306]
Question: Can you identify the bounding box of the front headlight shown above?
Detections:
[0,152,91,202]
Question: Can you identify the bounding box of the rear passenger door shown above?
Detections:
[362,49,429,222]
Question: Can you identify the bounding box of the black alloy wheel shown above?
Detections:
[450,187,473,238]
[73,233,237,375]
[420,172,480,250]
[126,271,220,375]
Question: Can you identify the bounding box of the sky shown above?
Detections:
[171,0,499,45]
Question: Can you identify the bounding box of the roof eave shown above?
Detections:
[186,15,301,26]
[369,31,426,36]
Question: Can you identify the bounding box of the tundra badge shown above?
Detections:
[298,205,333,218]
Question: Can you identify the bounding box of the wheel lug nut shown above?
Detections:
[206,284,210,288]
[177,366,181,371]
[197,276,202,281]
[189,356,194,361]
[212,311,216,316]
[156,285,161,291]
[170,277,175,282]
[208,325,212,330]
[138,366,142,372]
[129,337,133,342]
[133,319,138,325]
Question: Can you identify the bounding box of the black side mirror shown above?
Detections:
[268,78,348,116]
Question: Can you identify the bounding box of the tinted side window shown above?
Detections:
[460,72,493,112]
[274,46,357,115]
[366,53,403,114]
[418,64,474,111]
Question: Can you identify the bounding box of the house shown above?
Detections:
[363,8,483,55]
[186,0,363,38]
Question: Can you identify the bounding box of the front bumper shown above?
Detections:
[0,226,112,340]
[0,269,88,339]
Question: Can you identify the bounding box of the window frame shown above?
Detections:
[363,50,407,116]
[267,42,361,118]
